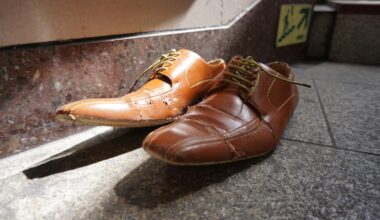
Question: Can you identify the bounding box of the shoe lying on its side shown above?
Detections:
[143,56,310,165]
[56,49,226,127]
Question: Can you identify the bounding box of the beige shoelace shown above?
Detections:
[222,56,311,97]
[129,49,181,92]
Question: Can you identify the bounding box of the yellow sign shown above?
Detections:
[276,4,312,47]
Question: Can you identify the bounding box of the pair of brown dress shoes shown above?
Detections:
[56,49,310,165]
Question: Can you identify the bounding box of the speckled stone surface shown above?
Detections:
[316,80,380,154]
[283,78,332,145]
[329,14,380,65]
[0,0,316,157]
[0,140,379,219]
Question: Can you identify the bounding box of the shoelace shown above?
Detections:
[128,49,181,92]
[221,56,311,97]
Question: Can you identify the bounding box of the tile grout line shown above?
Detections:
[282,137,380,157]
[312,79,337,147]
[282,137,333,148]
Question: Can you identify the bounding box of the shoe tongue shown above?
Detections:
[214,56,258,92]
[206,57,244,94]
[201,87,260,122]
[139,49,203,90]
[152,48,203,84]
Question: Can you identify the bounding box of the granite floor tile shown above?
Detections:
[115,141,380,220]
[283,78,332,145]
[305,62,380,86]
[0,148,152,220]
[291,62,322,79]
[291,62,322,70]
[0,126,124,180]
[315,80,380,154]
[1,140,379,219]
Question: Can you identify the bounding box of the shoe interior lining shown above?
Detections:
[154,74,173,86]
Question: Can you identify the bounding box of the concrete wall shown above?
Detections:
[307,6,336,58]
[329,14,380,64]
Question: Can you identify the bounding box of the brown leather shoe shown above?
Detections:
[56,49,226,127]
[143,56,310,165]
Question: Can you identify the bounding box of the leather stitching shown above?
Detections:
[122,88,172,101]
[276,93,296,112]
[266,78,278,110]
[223,119,260,138]
[225,140,247,158]
[261,118,277,141]
[68,89,173,113]
[198,104,245,123]
[170,118,261,148]
[266,77,296,112]
[182,118,224,134]
[184,62,196,86]
[170,120,274,151]
[68,99,125,113]
[143,122,174,146]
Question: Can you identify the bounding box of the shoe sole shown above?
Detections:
[56,113,175,127]
[143,145,274,166]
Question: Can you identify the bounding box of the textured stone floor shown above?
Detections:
[0,62,379,219]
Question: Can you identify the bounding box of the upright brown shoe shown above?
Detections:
[56,49,226,127]
[143,56,310,165]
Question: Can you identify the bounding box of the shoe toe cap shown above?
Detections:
[55,102,80,122]
[143,121,235,165]
[55,98,142,122]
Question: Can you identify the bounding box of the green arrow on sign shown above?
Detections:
[297,8,310,29]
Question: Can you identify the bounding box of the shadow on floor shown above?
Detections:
[114,153,271,209]
[23,127,156,179]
